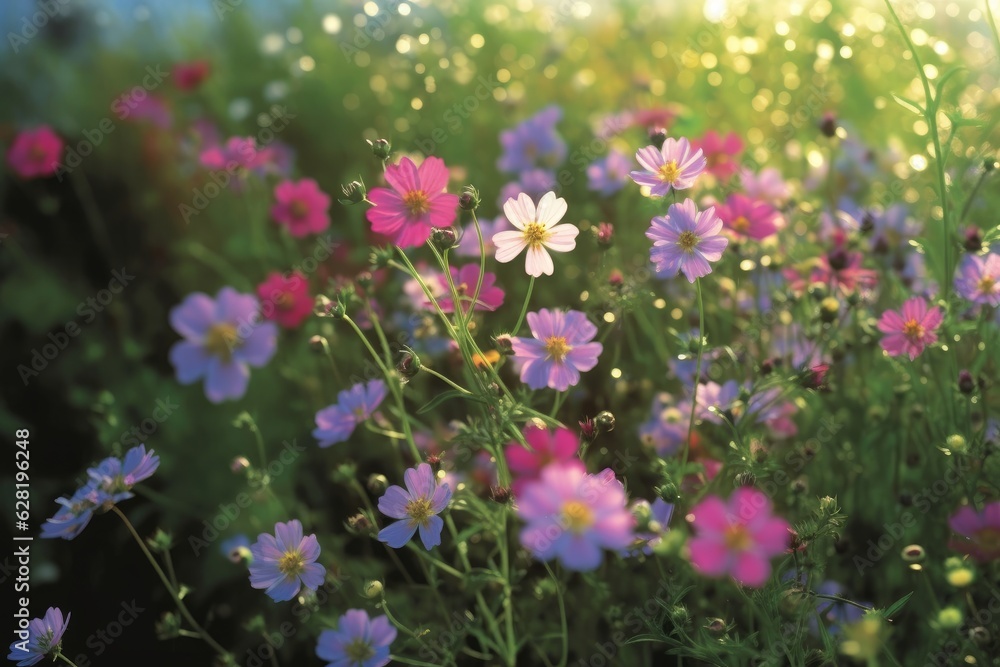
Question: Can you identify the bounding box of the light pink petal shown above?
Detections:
[543,224,579,252]
[635,145,665,173]
[384,157,420,194]
[525,245,554,277]
[535,191,568,228]
[688,537,730,576]
[494,233,527,263]
[732,552,772,587]
[503,193,536,230]
[417,156,449,193]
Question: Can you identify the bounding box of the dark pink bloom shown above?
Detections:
[948,502,1000,562]
[173,60,211,91]
[365,156,459,248]
[439,264,505,314]
[810,249,877,294]
[271,178,331,237]
[877,297,943,360]
[687,488,791,587]
[693,130,743,180]
[257,272,313,328]
[121,94,173,128]
[7,126,63,179]
[715,193,779,240]
[505,425,581,497]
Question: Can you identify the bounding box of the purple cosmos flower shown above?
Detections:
[954,252,1000,306]
[497,168,558,208]
[630,137,706,197]
[511,309,603,391]
[624,497,675,556]
[377,463,452,550]
[497,105,566,173]
[812,581,870,635]
[694,380,741,423]
[8,608,70,667]
[948,501,1000,562]
[647,198,728,282]
[493,192,579,277]
[587,149,632,196]
[248,519,325,602]
[456,216,511,258]
[316,609,396,667]
[40,445,159,540]
[639,393,693,457]
[312,380,388,447]
[518,461,635,571]
[169,287,278,403]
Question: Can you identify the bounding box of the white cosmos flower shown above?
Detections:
[492,191,579,277]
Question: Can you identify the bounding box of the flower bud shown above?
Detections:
[367,138,391,161]
[370,246,395,269]
[356,271,374,291]
[459,186,480,211]
[608,269,624,286]
[309,335,327,354]
[901,544,925,562]
[155,612,182,641]
[958,369,975,394]
[808,281,829,301]
[964,227,983,252]
[490,486,513,504]
[231,456,251,473]
[347,512,372,532]
[397,350,420,378]
[494,333,514,355]
[704,618,727,634]
[594,222,614,248]
[649,127,667,148]
[339,179,367,205]
[969,626,991,647]
[819,111,837,138]
[367,473,388,493]
[579,416,598,443]
[984,156,997,172]
[945,566,975,588]
[734,471,756,487]
[595,411,615,432]
[945,434,967,454]
[364,580,384,598]
[936,607,963,630]
[430,226,458,251]
[146,529,174,553]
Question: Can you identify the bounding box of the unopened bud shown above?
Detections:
[339,179,367,205]
[367,138,391,161]
[819,111,837,138]
[430,226,458,251]
[459,186,480,211]
[231,456,251,473]
[364,580,384,598]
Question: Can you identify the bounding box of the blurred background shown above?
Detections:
[0,0,997,664]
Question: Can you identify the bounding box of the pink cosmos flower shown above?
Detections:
[948,502,1000,562]
[7,126,63,179]
[365,156,458,248]
[493,191,579,277]
[877,297,943,360]
[646,198,728,282]
[271,178,331,237]
[715,193,780,240]
[518,461,635,571]
[809,249,877,294]
[687,488,791,587]
[405,264,505,314]
[257,271,313,328]
[199,136,265,171]
[511,309,602,391]
[954,253,1000,306]
[738,167,791,206]
[629,137,706,197]
[505,425,581,497]
[692,130,743,181]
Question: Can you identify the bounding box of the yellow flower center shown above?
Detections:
[902,318,925,340]
[658,160,680,184]
[345,638,375,663]
[724,525,752,551]
[278,549,305,577]
[731,216,750,233]
[275,292,294,309]
[677,230,700,253]
[978,276,996,293]
[403,189,430,216]
[204,323,241,362]
[523,221,551,249]
[544,336,571,361]
[289,199,309,218]
[562,500,594,533]
[406,497,434,526]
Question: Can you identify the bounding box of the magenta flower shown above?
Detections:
[271,178,331,238]
[248,520,325,602]
[646,198,728,282]
[715,193,779,240]
[810,249,877,294]
[692,130,743,181]
[199,136,265,171]
[948,502,1000,562]
[493,191,579,277]
[377,463,452,550]
[407,264,505,314]
[511,309,602,391]
[7,126,63,179]
[505,424,581,497]
[687,488,791,587]
[518,462,635,571]
[954,253,1000,306]
[629,137,706,197]
[877,297,943,360]
[366,156,458,248]
[257,271,313,328]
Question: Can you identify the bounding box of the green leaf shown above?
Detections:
[883,590,914,619]
[981,225,1000,246]
[891,93,924,116]
[416,390,485,414]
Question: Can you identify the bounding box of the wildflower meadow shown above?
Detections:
[3,0,1000,665]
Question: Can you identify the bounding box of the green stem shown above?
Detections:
[422,366,473,394]
[513,276,535,334]
[69,170,116,264]
[682,278,706,471]
[467,211,488,329]
[390,656,442,667]
[55,653,82,667]
[379,597,425,640]
[984,0,1000,65]
[111,506,230,660]
[543,564,568,667]
[499,513,517,666]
